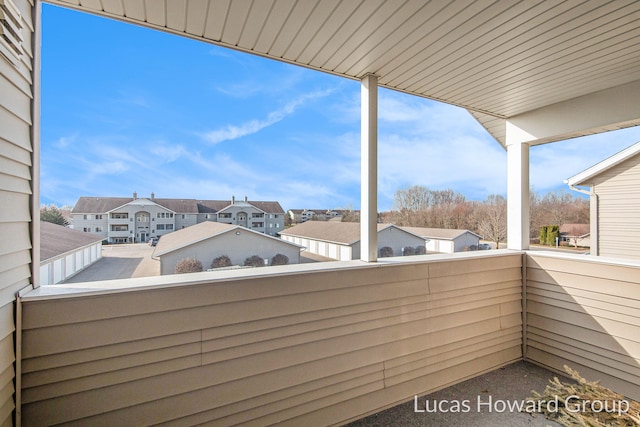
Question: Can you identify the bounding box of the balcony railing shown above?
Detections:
[18,251,640,425]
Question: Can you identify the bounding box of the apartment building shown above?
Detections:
[71,193,285,243]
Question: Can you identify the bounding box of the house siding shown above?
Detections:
[159,231,301,274]
[591,154,640,259]
[0,0,36,424]
[20,254,522,425]
[526,254,640,401]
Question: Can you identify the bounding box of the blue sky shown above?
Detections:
[41,4,640,211]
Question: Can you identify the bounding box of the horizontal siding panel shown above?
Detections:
[428,254,521,278]
[527,314,640,361]
[527,285,640,319]
[527,255,640,282]
[21,263,429,328]
[429,267,520,292]
[527,331,640,376]
[528,300,640,342]
[528,347,640,401]
[0,74,32,124]
[0,190,30,222]
[21,255,526,425]
[60,365,384,427]
[0,171,31,194]
[526,254,640,404]
[278,348,522,427]
[384,328,521,382]
[201,291,521,361]
[0,136,31,166]
[0,58,32,98]
[22,330,202,372]
[0,105,31,150]
[527,268,639,302]
[22,341,202,389]
[0,222,31,257]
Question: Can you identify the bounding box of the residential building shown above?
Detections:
[39,221,103,285]
[152,222,303,275]
[280,221,426,261]
[4,2,640,426]
[559,223,590,248]
[567,141,640,259]
[287,208,360,223]
[71,193,285,243]
[401,227,482,253]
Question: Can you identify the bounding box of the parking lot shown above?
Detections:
[64,243,160,283]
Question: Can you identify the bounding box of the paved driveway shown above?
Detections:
[64,243,160,283]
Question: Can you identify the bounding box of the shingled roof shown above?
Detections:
[40,222,103,262]
[280,221,404,246]
[72,196,285,214]
[402,227,481,240]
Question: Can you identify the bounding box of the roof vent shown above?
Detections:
[0,0,23,65]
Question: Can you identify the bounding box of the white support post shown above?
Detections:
[506,140,530,250]
[361,74,378,262]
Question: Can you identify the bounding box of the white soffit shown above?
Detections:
[47,0,640,146]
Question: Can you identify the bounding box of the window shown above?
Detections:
[83,214,89,220]
[166,224,174,230]
[96,214,103,220]
[219,213,232,219]
[137,216,148,222]
[95,226,103,232]
[111,213,128,219]
[252,222,264,228]
[253,213,264,218]
[182,215,185,219]
[83,227,90,232]
[169,213,174,218]
[111,225,128,231]
[157,224,165,230]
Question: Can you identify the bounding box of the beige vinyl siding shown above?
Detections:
[20,253,522,425]
[525,254,640,401]
[1,0,36,424]
[591,154,640,259]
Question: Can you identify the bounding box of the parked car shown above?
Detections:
[149,237,159,246]
[478,243,492,250]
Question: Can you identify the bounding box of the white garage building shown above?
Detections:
[39,222,103,286]
[152,222,304,275]
[402,227,482,253]
[280,221,426,261]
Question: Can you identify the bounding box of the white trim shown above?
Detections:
[567,140,640,186]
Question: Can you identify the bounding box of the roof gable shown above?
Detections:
[153,222,301,257]
[567,141,640,186]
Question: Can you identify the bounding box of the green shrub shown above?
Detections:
[546,225,560,246]
[539,226,548,245]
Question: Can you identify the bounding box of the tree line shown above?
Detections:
[383,185,589,248]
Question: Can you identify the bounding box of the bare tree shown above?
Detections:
[476,194,507,249]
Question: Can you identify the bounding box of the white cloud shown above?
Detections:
[201,88,335,144]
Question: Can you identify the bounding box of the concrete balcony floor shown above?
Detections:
[346,361,565,427]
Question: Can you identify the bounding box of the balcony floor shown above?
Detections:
[345,361,566,427]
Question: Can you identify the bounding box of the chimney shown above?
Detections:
[133,192,137,199]
[232,196,235,204]
[151,192,155,200]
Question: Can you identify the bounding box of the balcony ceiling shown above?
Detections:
[48,0,640,146]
